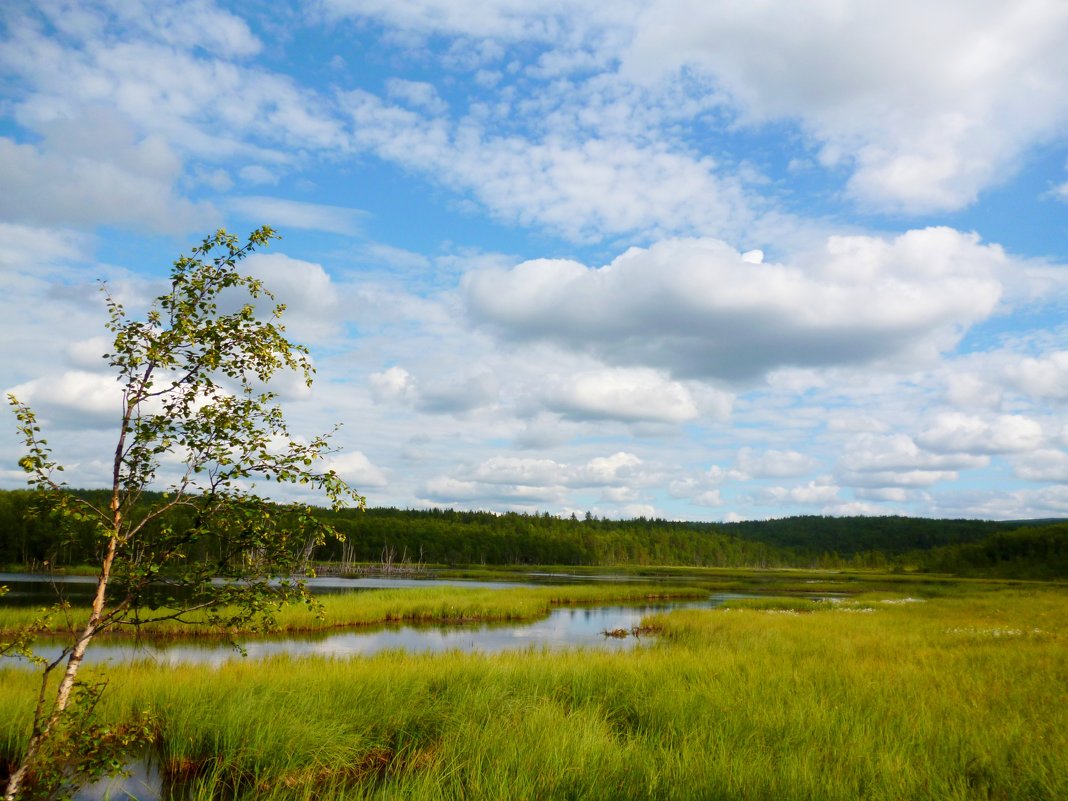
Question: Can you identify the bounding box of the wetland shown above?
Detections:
[2,567,1066,800]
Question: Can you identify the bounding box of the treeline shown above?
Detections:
[0,489,1064,578]
[718,515,1025,556]
[316,506,801,568]
[905,523,1068,580]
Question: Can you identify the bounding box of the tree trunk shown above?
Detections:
[3,535,117,801]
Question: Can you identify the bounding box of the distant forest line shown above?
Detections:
[0,489,1064,580]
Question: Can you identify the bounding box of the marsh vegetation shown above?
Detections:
[2,571,1064,800]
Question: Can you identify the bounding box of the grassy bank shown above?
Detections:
[2,584,1064,800]
[0,583,705,638]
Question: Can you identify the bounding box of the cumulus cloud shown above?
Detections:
[545,368,698,423]
[243,253,342,344]
[417,372,501,414]
[419,450,648,508]
[840,469,958,490]
[325,0,1068,216]
[837,432,989,490]
[368,366,499,414]
[1011,449,1068,482]
[0,223,88,273]
[916,413,1045,455]
[465,228,1005,382]
[0,109,215,233]
[325,450,388,487]
[369,367,417,405]
[5,370,122,428]
[623,0,1068,213]
[1004,351,1068,401]
[752,479,840,506]
[736,447,817,478]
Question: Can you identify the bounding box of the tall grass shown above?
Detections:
[2,585,1064,799]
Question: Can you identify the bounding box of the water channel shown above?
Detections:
[1,572,738,667]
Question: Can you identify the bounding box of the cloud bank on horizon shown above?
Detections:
[2,0,1068,521]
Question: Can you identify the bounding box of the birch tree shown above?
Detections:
[3,227,363,800]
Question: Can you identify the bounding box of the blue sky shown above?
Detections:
[2,0,1068,522]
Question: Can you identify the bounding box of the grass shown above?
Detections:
[0,583,705,638]
[2,581,1065,799]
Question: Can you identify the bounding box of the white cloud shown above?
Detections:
[916,413,1045,455]
[326,450,388,487]
[244,253,342,344]
[360,244,432,272]
[385,78,448,114]
[836,432,991,490]
[325,0,1068,216]
[691,489,723,507]
[854,487,913,503]
[839,433,989,473]
[579,452,642,485]
[1004,351,1068,401]
[417,372,501,414]
[2,4,346,162]
[421,475,563,506]
[753,479,840,506]
[5,370,121,428]
[839,469,958,490]
[545,368,698,423]
[0,223,88,273]
[319,0,638,45]
[369,367,417,404]
[417,450,648,509]
[230,197,367,236]
[465,229,1005,382]
[0,110,216,233]
[736,447,817,478]
[41,0,264,59]
[469,456,565,487]
[623,0,1068,213]
[341,89,749,242]
[368,364,500,415]
[1011,449,1068,482]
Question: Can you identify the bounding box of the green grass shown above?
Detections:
[2,583,1065,800]
[0,583,704,638]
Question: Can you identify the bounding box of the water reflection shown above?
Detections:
[20,598,732,668]
[73,759,162,801]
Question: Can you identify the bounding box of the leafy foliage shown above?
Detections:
[2,228,363,800]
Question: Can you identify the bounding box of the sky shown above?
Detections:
[2,0,1068,523]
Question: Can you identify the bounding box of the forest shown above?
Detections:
[0,488,1064,579]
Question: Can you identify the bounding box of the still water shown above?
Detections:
[2,572,735,666]
[25,599,732,668]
